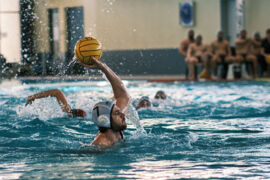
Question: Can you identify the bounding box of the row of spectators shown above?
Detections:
[179,29,270,79]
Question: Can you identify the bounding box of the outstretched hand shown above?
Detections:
[77,57,104,70]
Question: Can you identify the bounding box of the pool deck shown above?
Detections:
[3,75,269,84]
[17,75,185,81]
[13,75,263,84]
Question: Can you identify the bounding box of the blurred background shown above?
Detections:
[0,0,269,77]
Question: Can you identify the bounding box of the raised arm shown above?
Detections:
[25,89,72,116]
[78,58,130,113]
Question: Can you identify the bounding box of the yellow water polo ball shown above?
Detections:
[74,37,102,65]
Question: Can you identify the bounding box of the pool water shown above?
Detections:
[1,79,270,179]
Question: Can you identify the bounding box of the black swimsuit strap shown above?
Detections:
[120,131,124,140]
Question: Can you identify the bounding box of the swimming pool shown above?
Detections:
[1,79,270,179]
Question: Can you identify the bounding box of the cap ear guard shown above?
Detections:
[97,115,110,128]
[92,101,114,128]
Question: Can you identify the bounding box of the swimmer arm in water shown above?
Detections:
[25,89,86,117]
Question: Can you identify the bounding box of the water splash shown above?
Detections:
[57,57,77,76]
[126,104,146,135]
[16,98,65,120]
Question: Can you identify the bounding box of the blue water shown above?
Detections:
[1,79,270,179]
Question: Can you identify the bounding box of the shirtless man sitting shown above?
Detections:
[211,30,234,78]
[251,32,266,77]
[26,58,131,148]
[235,29,258,78]
[179,29,195,57]
[179,29,195,78]
[186,34,212,79]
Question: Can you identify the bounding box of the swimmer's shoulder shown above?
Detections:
[91,133,112,148]
[91,136,113,148]
[91,131,123,148]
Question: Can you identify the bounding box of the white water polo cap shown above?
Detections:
[92,101,114,128]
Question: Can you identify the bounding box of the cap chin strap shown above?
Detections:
[98,115,111,128]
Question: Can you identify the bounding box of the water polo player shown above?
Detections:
[26,57,130,148]
[154,90,167,100]
[136,96,152,110]
[78,57,131,148]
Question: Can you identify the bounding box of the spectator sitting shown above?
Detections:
[179,29,195,57]
[261,28,270,76]
[251,32,266,77]
[235,29,258,78]
[186,34,212,79]
[179,29,195,78]
[211,30,235,79]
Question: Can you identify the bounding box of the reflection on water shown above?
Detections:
[0,162,25,179]
[119,160,247,179]
[0,80,270,179]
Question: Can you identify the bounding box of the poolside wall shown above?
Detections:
[245,0,270,36]
[32,0,220,75]
[33,0,220,52]
[95,0,219,75]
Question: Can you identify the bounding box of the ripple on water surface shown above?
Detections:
[0,80,270,179]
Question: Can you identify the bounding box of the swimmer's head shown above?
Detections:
[240,29,247,39]
[92,101,126,132]
[187,29,195,40]
[136,96,151,110]
[154,90,167,100]
[216,30,224,41]
[195,34,202,44]
[71,109,86,117]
